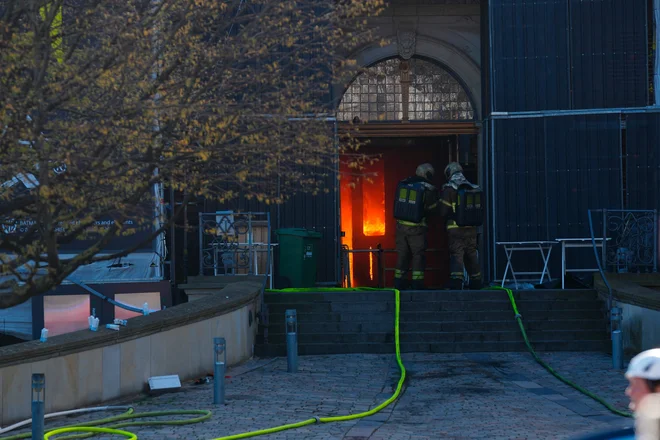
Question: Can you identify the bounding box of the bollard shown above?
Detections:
[32,373,45,440]
[285,309,298,373]
[612,330,623,370]
[213,337,226,405]
[611,307,624,370]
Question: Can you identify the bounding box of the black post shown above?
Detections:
[377,243,384,288]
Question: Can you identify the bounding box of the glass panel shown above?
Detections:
[114,292,161,320]
[44,295,90,337]
[0,298,33,340]
[338,57,474,122]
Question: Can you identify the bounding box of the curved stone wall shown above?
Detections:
[0,281,262,426]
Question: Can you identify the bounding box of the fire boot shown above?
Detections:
[410,280,425,290]
[444,278,464,290]
[468,279,482,290]
[394,278,408,291]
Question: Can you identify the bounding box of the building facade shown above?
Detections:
[4,0,658,342]
[192,0,660,290]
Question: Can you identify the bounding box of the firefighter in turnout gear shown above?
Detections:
[439,162,483,290]
[393,163,440,290]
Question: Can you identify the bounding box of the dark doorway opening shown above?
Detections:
[340,134,478,288]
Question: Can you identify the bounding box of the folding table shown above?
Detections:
[497,241,557,287]
[555,238,608,289]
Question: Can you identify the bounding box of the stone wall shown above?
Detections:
[0,281,262,426]
[594,273,660,355]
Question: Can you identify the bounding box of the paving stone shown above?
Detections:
[511,380,543,389]
[7,352,632,440]
[528,387,563,395]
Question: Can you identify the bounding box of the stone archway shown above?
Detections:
[334,34,482,120]
[337,56,476,123]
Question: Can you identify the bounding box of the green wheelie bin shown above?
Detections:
[275,228,322,288]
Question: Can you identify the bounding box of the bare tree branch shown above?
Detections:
[0,0,383,307]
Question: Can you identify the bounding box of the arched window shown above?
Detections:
[338,57,475,122]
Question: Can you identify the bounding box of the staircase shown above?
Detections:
[254,289,609,356]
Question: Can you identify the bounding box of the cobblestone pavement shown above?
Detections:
[15,352,633,440]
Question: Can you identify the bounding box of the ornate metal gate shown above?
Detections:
[198,211,273,284]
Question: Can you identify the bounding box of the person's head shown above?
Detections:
[444,162,463,180]
[625,348,660,411]
[416,163,434,182]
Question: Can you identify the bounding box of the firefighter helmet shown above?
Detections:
[626,349,660,381]
[416,163,435,181]
[444,162,463,180]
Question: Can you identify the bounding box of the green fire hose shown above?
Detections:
[489,286,632,418]
[0,410,213,440]
[0,286,629,440]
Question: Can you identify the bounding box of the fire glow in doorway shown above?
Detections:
[363,159,384,282]
[340,156,386,287]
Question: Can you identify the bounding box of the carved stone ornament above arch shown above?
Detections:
[397,30,417,60]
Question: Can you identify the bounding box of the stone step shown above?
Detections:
[263,289,597,303]
[262,319,606,334]
[265,299,603,315]
[400,300,603,312]
[254,339,610,357]
[259,330,607,345]
[258,290,608,356]
[263,309,605,324]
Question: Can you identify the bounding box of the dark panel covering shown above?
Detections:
[490,0,648,112]
[545,114,623,238]
[490,0,570,112]
[626,113,660,210]
[494,114,622,243]
[570,0,648,109]
[494,117,548,241]
[493,114,623,280]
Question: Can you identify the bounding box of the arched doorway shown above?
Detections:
[339,56,479,289]
[338,56,476,123]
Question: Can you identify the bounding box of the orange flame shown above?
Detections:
[369,246,374,281]
[362,160,385,237]
[363,218,386,236]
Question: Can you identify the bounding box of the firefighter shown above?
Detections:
[439,162,482,290]
[393,163,439,290]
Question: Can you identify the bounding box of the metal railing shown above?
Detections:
[596,209,658,274]
[341,246,447,288]
[198,211,272,279]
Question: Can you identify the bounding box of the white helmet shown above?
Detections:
[625,349,660,380]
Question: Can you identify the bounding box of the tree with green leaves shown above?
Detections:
[0,0,382,308]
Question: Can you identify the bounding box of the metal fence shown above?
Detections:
[197,212,273,284]
[340,247,450,289]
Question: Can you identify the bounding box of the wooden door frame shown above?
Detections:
[339,121,480,138]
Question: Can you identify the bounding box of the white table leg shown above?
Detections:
[538,245,553,284]
[508,247,519,286]
[501,247,513,287]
